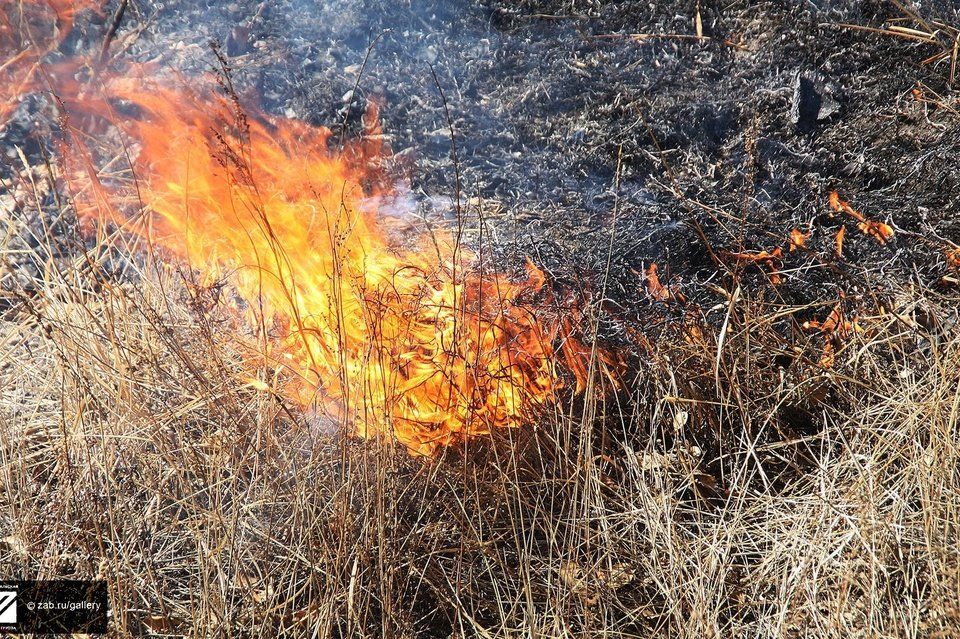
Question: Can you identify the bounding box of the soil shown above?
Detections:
[6,0,960,312]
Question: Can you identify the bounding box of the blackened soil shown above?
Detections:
[98,0,959,319]
[5,0,959,318]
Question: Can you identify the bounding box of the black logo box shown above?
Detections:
[0,580,107,635]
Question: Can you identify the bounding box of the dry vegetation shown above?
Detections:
[1,159,958,637]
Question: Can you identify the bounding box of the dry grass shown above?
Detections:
[1,161,959,638]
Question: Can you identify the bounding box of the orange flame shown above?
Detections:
[94,98,626,457]
[788,228,809,251]
[6,4,619,454]
[0,0,102,122]
[114,80,616,453]
[828,191,894,245]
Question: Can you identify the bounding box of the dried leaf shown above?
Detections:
[672,410,689,430]
[1,535,29,556]
[560,560,635,601]
[559,562,598,604]
[243,377,271,392]
[638,451,675,471]
[834,226,846,257]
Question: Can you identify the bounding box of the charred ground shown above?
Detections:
[2,0,960,637]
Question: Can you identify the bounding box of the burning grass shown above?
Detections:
[2,0,960,636]
[66,71,618,455]
[3,159,960,636]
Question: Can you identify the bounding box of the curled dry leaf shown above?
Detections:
[243,377,271,392]
[559,561,597,605]
[142,615,176,634]
[1,535,29,556]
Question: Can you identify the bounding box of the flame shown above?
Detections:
[107,78,619,454]
[645,263,671,301]
[723,248,784,285]
[0,0,101,122]
[788,228,809,251]
[803,300,861,369]
[834,226,846,257]
[5,2,619,455]
[828,191,895,245]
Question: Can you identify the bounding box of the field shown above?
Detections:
[2,0,959,636]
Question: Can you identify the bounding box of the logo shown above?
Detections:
[0,590,16,624]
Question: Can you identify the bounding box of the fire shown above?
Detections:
[723,248,783,285]
[0,0,101,122]
[828,191,895,245]
[98,80,616,454]
[788,228,809,251]
[5,4,616,455]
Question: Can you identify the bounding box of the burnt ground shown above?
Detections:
[4,0,960,486]
[24,0,960,282]
[75,0,959,328]
[127,0,960,295]
[3,1,960,458]
[3,2,960,636]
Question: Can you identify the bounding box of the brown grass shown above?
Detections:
[1,157,959,638]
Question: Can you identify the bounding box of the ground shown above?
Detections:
[1,0,959,637]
